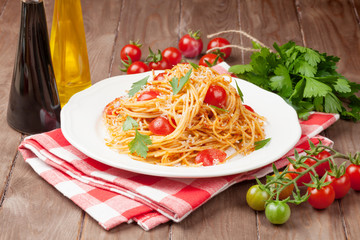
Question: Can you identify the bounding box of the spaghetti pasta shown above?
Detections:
[103,63,266,166]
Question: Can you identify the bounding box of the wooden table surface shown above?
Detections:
[1,0,360,239]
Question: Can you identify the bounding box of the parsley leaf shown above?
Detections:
[189,62,199,70]
[235,80,244,102]
[270,64,292,97]
[122,116,138,131]
[128,129,152,158]
[303,77,332,98]
[170,69,192,95]
[254,138,271,150]
[128,76,149,97]
[209,105,229,112]
[229,64,253,74]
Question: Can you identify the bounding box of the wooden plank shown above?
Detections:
[0,155,82,239]
[0,0,24,199]
[239,0,303,63]
[110,0,181,77]
[172,181,258,240]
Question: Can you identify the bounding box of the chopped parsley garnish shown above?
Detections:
[128,76,149,97]
[254,138,271,150]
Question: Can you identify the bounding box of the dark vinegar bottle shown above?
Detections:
[7,0,61,134]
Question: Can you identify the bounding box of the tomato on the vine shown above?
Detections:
[246,185,270,211]
[178,30,203,58]
[195,149,226,166]
[162,47,182,66]
[265,201,291,225]
[325,172,351,199]
[121,41,142,63]
[272,172,294,200]
[309,150,331,177]
[207,37,232,59]
[346,164,360,191]
[199,53,223,67]
[307,185,335,209]
[137,90,160,101]
[204,85,227,108]
[149,116,175,136]
[288,160,313,186]
[127,61,149,74]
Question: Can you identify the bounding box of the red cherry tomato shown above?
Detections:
[244,105,254,113]
[288,160,313,186]
[325,173,351,199]
[154,72,166,81]
[127,61,149,74]
[207,37,232,59]
[162,47,182,66]
[149,116,175,136]
[121,42,141,63]
[137,90,160,101]
[199,53,224,67]
[148,59,171,70]
[195,149,227,166]
[346,164,360,191]
[178,31,203,58]
[307,185,335,209]
[308,150,331,177]
[204,85,227,108]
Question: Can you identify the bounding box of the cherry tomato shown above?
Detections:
[148,59,171,70]
[204,85,227,108]
[195,149,226,166]
[272,172,294,200]
[244,104,254,113]
[207,37,232,59]
[137,90,160,101]
[199,53,224,67]
[308,150,331,177]
[178,31,203,58]
[121,41,142,63]
[288,160,313,186]
[162,47,182,66]
[346,164,360,191]
[325,173,351,199]
[127,61,149,74]
[246,185,270,211]
[307,185,335,209]
[265,201,291,225]
[149,116,175,136]
[154,72,166,81]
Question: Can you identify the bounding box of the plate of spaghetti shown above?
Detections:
[61,63,301,178]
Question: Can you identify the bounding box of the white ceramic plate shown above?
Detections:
[61,71,301,178]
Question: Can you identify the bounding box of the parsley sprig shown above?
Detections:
[229,41,360,121]
[123,116,152,158]
[170,69,192,95]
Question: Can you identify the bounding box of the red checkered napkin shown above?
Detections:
[19,112,338,231]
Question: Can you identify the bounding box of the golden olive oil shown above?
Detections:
[50,0,92,107]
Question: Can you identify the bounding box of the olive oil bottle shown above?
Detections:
[50,0,92,107]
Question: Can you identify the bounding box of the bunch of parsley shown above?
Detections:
[229,41,360,121]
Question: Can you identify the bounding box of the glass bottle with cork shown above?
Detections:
[50,0,92,107]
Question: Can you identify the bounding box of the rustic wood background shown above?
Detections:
[0,0,359,239]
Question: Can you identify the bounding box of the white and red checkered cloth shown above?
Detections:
[18,64,340,230]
